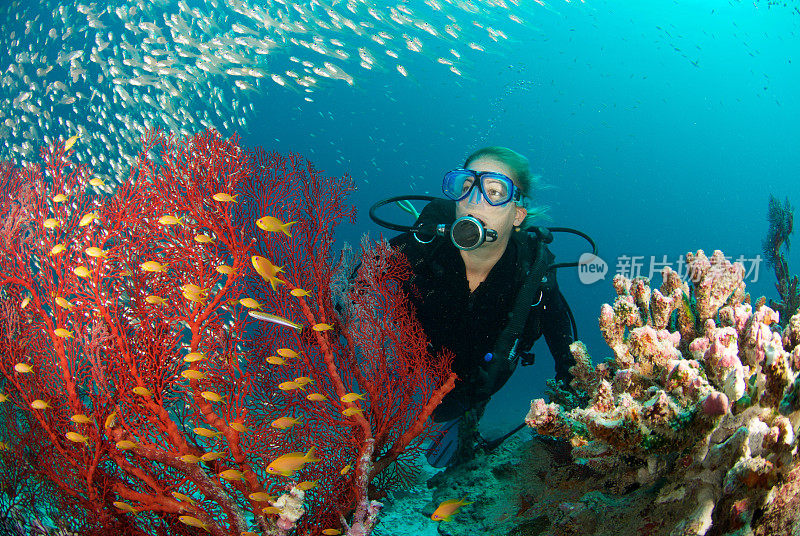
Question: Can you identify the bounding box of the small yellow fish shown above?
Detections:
[271,416,301,430]
[340,464,351,475]
[256,216,296,237]
[297,480,318,491]
[342,407,363,417]
[193,427,221,438]
[49,243,66,256]
[266,446,319,476]
[181,283,208,295]
[200,451,225,462]
[140,261,168,272]
[219,469,245,481]
[181,370,206,380]
[340,393,365,403]
[171,492,197,505]
[306,393,327,402]
[132,386,152,397]
[266,355,286,365]
[54,328,74,338]
[312,323,333,332]
[178,516,209,532]
[55,296,74,310]
[216,264,235,275]
[158,214,184,226]
[14,362,33,373]
[145,295,167,306]
[184,352,206,363]
[178,454,201,464]
[70,413,92,424]
[431,496,473,521]
[104,412,117,429]
[31,399,50,410]
[294,377,314,387]
[262,506,281,515]
[20,296,31,308]
[116,440,137,450]
[322,529,342,535]
[290,288,311,297]
[249,311,302,331]
[85,247,109,258]
[251,255,285,290]
[79,212,98,227]
[194,233,214,244]
[89,177,105,187]
[242,532,259,536]
[74,265,91,278]
[52,193,68,203]
[248,491,275,502]
[64,133,80,151]
[65,431,89,443]
[276,348,299,359]
[212,192,237,203]
[43,218,60,229]
[251,255,283,277]
[278,381,304,392]
[229,422,251,434]
[0,441,8,451]
[182,290,208,303]
[113,501,138,514]
[0,393,9,402]
[200,391,225,403]
[238,297,261,309]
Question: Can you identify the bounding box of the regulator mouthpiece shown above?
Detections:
[450,215,497,251]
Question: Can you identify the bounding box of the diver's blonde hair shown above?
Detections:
[463,146,549,229]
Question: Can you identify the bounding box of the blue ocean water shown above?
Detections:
[243,1,799,437]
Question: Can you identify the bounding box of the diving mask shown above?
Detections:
[442,169,522,207]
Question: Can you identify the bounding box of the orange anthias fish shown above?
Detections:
[431,496,473,521]
[212,192,237,203]
[251,255,285,291]
[178,515,210,532]
[256,216,296,237]
[270,416,301,430]
[266,446,320,476]
[64,133,80,151]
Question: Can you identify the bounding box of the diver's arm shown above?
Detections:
[541,280,576,385]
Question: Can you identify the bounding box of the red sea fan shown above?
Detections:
[0,130,454,536]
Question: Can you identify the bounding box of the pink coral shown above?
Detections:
[525,250,800,536]
[701,392,730,416]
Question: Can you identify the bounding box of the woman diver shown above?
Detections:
[385,146,578,467]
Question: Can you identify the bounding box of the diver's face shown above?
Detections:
[455,157,527,242]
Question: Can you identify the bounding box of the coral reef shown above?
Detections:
[525,250,800,535]
[0,131,455,535]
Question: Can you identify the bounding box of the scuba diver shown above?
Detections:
[370,146,594,468]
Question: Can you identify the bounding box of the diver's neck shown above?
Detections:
[460,236,510,292]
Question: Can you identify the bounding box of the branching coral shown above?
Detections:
[526,250,800,535]
[0,131,455,536]
[762,194,800,326]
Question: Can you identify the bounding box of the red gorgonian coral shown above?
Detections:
[0,130,454,536]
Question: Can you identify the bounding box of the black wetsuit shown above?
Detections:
[390,204,575,423]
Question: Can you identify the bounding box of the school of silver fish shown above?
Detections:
[0,0,533,188]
